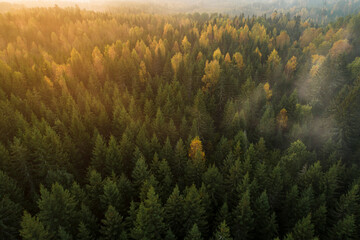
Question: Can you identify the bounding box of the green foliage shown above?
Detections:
[0,6,359,240]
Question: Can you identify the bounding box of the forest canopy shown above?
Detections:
[0,5,360,240]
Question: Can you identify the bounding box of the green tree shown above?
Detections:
[131,187,166,239]
[20,212,50,240]
[37,183,78,236]
[231,189,253,240]
[213,221,233,240]
[100,205,127,240]
[185,224,203,240]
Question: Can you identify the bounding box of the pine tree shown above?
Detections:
[131,187,166,239]
[77,222,94,240]
[165,185,185,237]
[183,184,208,235]
[91,134,107,174]
[100,205,127,240]
[253,191,277,239]
[232,189,254,240]
[291,214,315,240]
[37,183,78,235]
[20,212,50,240]
[213,221,233,240]
[132,156,150,191]
[185,224,203,240]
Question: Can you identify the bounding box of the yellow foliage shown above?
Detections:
[199,32,209,48]
[202,60,221,92]
[285,56,297,77]
[181,36,191,53]
[254,47,262,59]
[267,49,281,70]
[189,136,205,160]
[43,76,54,88]
[224,53,231,63]
[233,52,244,70]
[139,61,148,83]
[276,31,290,50]
[239,24,249,44]
[92,46,104,77]
[163,23,174,36]
[171,52,183,74]
[277,108,288,130]
[172,41,180,53]
[310,54,325,77]
[213,48,222,61]
[264,82,272,100]
[329,39,352,58]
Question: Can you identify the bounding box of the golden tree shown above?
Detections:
[233,52,244,70]
[189,136,205,160]
[171,52,183,74]
[202,60,220,92]
[276,31,290,50]
[181,36,191,53]
[285,56,297,78]
[264,82,272,100]
[277,108,288,130]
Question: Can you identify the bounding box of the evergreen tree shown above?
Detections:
[100,205,127,240]
[20,212,50,240]
[131,187,166,239]
[232,189,254,240]
[185,224,203,240]
[213,221,233,240]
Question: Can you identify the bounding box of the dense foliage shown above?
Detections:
[1,6,360,239]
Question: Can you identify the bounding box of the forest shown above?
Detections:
[0,4,360,240]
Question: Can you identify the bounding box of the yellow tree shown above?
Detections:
[276,31,290,50]
[171,52,183,74]
[213,48,222,61]
[189,136,205,160]
[139,61,149,83]
[267,49,281,73]
[329,39,352,59]
[181,36,191,53]
[277,108,288,130]
[263,82,272,100]
[92,46,104,77]
[285,56,297,78]
[224,53,231,64]
[233,52,244,70]
[202,60,220,92]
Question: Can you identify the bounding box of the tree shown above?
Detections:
[213,221,232,240]
[232,190,253,240]
[181,36,191,53]
[164,185,185,237]
[20,212,50,240]
[0,197,22,240]
[285,56,297,79]
[100,205,127,240]
[276,31,290,50]
[277,108,288,130]
[37,183,78,236]
[233,52,244,70]
[253,191,278,239]
[131,187,166,239]
[189,136,205,160]
[132,156,150,191]
[171,53,183,74]
[183,185,208,235]
[202,60,220,92]
[291,214,316,240]
[185,224,203,240]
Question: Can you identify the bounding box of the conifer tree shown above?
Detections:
[131,187,166,240]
